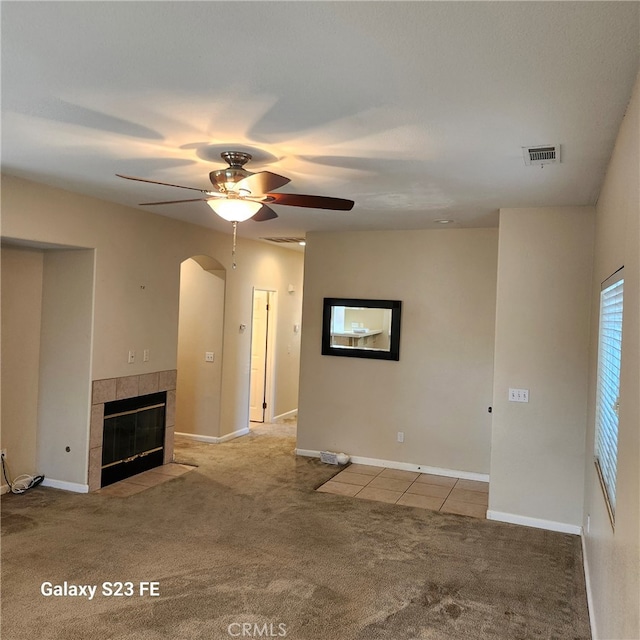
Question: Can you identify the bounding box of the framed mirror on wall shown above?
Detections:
[321,298,402,361]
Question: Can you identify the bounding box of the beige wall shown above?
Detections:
[213,243,304,431]
[243,250,304,418]
[297,228,498,474]
[1,174,304,482]
[489,206,595,529]
[176,258,225,438]
[1,245,95,487]
[0,245,44,479]
[583,71,639,640]
[37,249,95,485]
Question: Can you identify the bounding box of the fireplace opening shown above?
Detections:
[101,391,166,487]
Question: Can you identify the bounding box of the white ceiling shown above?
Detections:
[2,2,639,242]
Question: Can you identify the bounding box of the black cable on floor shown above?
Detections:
[1,454,45,494]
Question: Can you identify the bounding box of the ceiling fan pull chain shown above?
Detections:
[232,221,238,270]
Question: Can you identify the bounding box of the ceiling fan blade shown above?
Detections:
[116,173,211,194]
[251,204,279,222]
[139,198,210,206]
[235,171,290,195]
[266,192,354,211]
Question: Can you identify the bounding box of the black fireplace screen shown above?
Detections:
[101,391,166,487]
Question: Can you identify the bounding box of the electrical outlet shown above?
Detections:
[128,350,135,364]
[205,352,215,362]
[397,431,405,443]
[143,349,150,362]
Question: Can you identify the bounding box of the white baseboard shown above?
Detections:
[218,427,250,442]
[486,510,582,535]
[581,533,598,640]
[175,427,250,445]
[1,483,10,495]
[294,449,489,483]
[175,432,218,444]
[41,478,89,493]
[273,408,298,422]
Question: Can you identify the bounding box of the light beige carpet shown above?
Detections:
[1,423,591,639]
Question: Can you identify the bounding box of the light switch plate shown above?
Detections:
[509,388,529,402]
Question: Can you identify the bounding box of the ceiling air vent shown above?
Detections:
[261,237,306,244]
[522,144,560,166]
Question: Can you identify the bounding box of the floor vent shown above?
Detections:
[523,144,560,166]
[320,451,339,465]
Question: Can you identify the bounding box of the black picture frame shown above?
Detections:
[321,298,402,361]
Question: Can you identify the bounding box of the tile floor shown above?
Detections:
[317,464,488,519]
[98,463,195,497]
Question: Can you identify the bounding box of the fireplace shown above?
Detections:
[89,370,177,492]
[101,391,166,487]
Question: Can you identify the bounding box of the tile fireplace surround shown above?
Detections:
[89,370,177,492]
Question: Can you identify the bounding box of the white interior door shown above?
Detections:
[250,290,269,422]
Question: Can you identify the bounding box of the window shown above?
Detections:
[594,268,624,525]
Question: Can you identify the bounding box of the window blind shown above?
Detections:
[594,271,624,521]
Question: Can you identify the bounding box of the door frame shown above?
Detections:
[249,288,277,423]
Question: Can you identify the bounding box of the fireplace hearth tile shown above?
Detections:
[116,375,140,400]
[98,481,148,497]
[89,404,104,449]
[125,469,174,488]
[139,372,160,396]
[96,464,195,497]
[88,447,103,492]
[154,463,194,477]
[92,378,116,404]
[158,370,177,392]
[166,390,176,427]
[163,426,175,464]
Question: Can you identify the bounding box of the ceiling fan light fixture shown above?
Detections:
[117,151,354,270]
[207,198,262,222]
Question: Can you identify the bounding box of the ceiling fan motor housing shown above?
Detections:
[209,151,254,192]
[209,168,253,192]
[220,151,252,168]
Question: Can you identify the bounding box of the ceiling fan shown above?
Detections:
[117,150,354,220]
[117,151,354,267]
